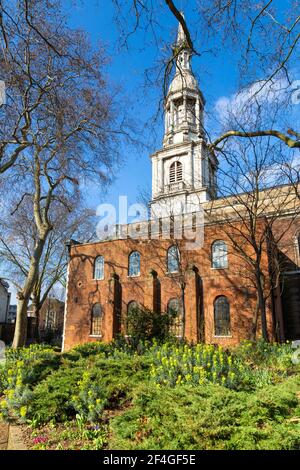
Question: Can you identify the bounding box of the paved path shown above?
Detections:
[0,423,27,450]
[0,423,9,450]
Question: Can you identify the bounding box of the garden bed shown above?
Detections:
[0,340,300,450]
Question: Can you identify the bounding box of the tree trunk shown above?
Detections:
[250,297,260,341]
[12,238,46,348]
[256,271,269,342]
[34,304,41,343]
[12,296,29,348]
[32,288,42,343]
[180,284,186,339]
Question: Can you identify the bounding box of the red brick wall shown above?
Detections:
[272,216,300,270]
[63,221,275,351]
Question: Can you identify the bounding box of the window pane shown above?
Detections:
[91,303,103,336]
[129,251,140,276]
[168,298,183,337]
[212,241,228,269]
[214,296,230,336]
[168,245,179,273]
[94,256,104,279]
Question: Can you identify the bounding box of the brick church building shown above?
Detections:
[62,22,300,351]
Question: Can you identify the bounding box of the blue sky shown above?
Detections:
[66,0,241,212]
[5,0,298,304]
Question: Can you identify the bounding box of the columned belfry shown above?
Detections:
[150,18,218,218]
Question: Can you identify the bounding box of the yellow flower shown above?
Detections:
[16,378,23,387]
[20,406,27,418]
[176,375,182,385]
[7,390,14,400]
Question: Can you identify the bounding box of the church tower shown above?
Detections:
[150,19,218,218]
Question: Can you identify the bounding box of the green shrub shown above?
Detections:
[125,306,174,346]
[14,353,152,426]
[148,342,257,390]
[71,342,113,358]
[109,376,300,450]
[28,361,86,425]
[234,339,294,371]
[71,355,152,423]
[0,344,60,421]
[1,339,299,451]
[0,364,7,395]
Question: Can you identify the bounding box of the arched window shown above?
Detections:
[212,240,228,269]
[91,303,103,336]
[167,298,183,338]
[214,296,231,336]
[128,251,140,277]
[94,256,104,280]
[169,161,182,184]
[167,245,180,273]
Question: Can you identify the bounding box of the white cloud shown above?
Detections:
[215,77,296,125]
[240,153,300,189]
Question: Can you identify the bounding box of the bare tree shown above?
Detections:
[0,0,129,347]
[205,135,300,341]
[122,0,299,341]
[0,0,75,174]
[111,1,299,149]
[0,199,94,340]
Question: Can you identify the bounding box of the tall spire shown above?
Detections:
[173,13,192,72]
[176,12,186,45]
[162,13,204,147]
[149,13,218,219]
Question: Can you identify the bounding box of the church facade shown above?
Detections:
[62,23,300,351]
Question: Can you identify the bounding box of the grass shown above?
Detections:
[0,339,299,450]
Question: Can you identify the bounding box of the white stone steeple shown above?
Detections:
[150,16,218,219]
[163,16,204,147]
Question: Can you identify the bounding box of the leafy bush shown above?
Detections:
[148,342,262,390]
[9,353,152,426]
[71,355,152,423]
[71,342,113,358]
[234,339,294,371]
[125,306,174,346]
[1,339,299,450]
[28,361,86,425]
[0,364,7,395]
[109,376,300,450]
[4,344,58,364]
[0,344,60,421]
